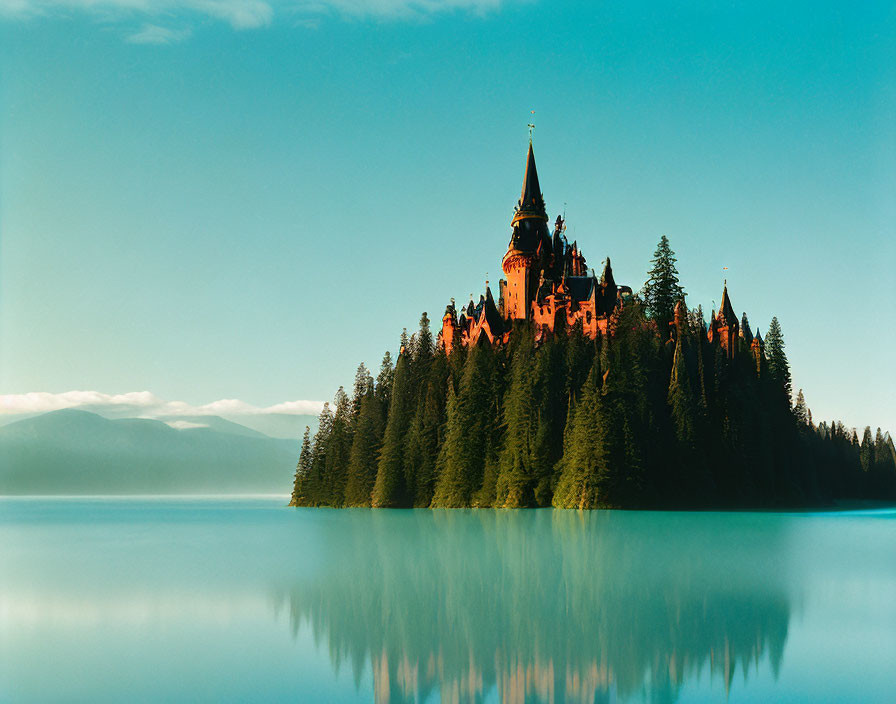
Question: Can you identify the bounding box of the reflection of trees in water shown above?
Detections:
[277,510,790,703]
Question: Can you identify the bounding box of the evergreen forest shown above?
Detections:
[291,238,896,509]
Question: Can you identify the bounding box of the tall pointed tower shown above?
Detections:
[710,282,739,359]
[500,142,551,321]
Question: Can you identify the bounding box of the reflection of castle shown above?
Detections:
[439,143,764,365]
[279,511,790,703]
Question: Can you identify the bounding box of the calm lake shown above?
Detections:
[1,498,894,703]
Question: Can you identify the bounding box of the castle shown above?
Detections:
[437,140,761,360]
[438,141,633,352]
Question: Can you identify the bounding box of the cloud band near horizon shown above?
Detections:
[0,390,325,418]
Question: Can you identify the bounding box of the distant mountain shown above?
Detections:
[0,409,298,495]
[0,409,318,439]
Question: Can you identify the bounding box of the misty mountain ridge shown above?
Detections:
[0,407,319,439]
[0,409,299,495]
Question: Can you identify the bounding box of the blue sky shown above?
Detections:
[1,0,894,433]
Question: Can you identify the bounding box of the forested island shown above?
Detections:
[291,239,896,509]
[291,144,896,509]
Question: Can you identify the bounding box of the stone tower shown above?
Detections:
[500,141,551,321]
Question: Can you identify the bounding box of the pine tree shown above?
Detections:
[304,403,333,505]
[343,389,385,506]
[564,319,595,407]
[494,330,537,507]
[764,317,792,403]
[668,335,698,449]
[410,313,434,370]
[375,351,394,408]
[552,359,608,508]
[859,426,875,475]
[290,426,313,506]
[666,329,717,504]
[869,428,896,497]
[351,363,373,419]
[372,349,415,507]
[641,235,685,333]
[530,334,568,505]
[403,349,448,507]
[322,387,353,506]
[794,389,809,427]
[432,342,497,507]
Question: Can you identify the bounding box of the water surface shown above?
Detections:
[1,498,894,702]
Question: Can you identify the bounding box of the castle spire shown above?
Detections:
[511,141,548,227]
[718,282,738,327]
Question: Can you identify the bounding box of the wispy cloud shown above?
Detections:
[0,0,510,30]
[0,390,324,417]
[0,1,275,29]
[127,23,192,43]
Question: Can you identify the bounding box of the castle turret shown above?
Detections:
[712,282,739,359]
[551,215,564,277]
[501,141,551,321]
[751,328,764,375]
[440,300,458,353]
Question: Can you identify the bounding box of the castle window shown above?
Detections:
[586,311,592,324]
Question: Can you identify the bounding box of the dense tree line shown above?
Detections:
[291,239,896,509]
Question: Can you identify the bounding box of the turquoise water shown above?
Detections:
[1,498,894,703]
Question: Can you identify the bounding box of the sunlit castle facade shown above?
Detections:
[437,141,761,363]
[438,141,633,352]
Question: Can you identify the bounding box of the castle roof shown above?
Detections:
[566,276,596,303]
[443,301,457,323]
[481,285,504,334]
[512,142,548,226]
[507,142,552,258]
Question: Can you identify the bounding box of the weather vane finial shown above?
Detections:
[528,110,535,143]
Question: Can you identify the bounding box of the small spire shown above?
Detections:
[718,282,738,326]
